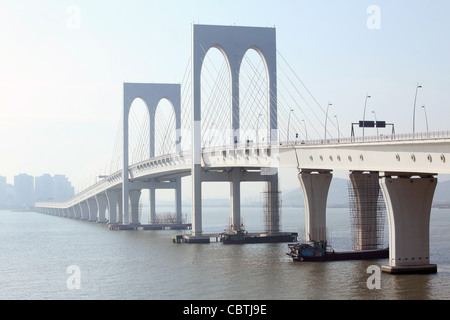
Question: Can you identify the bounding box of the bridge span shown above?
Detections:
[36,135,450,274]
[34,24,450,275]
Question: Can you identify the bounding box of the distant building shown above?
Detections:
[35,173,75,202]
[35,174,54,202]
[0,176,7,207]
[0,176,14,208]
[52,174,74,201]
[14,173,34,207]
[0,176,6,205]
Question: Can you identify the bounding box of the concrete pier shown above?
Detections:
[298,170,332,242]
[380,172,438,274]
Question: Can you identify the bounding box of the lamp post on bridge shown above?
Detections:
[324,102,332,142]
[287,109,293,143]
[362,94,371,141]
[413,83,422,137]
[422,105,429,135]
[334,114,340,142]
[256,113,262,145]
[302,119,308,142]
[372,110,378,137]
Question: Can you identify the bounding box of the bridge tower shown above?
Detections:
[190,24,278,239]
[122,83,181,226]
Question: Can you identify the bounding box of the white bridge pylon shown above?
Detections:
[190,24,279,239]
[123,83,182,225]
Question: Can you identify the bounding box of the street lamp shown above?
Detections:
[324,102,332,141]
[422,105,429,134]
[334,115,340,142]
[287,109,293,143]
[302,119,308,141]
[362,94,371,141]
[256,113,262,144]
[413,83,422,136]
[371,110,378,137]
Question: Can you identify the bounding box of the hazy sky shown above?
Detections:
[1,0,450,193]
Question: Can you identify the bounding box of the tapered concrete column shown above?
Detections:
[74,204,81,219]
[379,172,437,274]
[149,187,156,224]
[349,171,382,250]
[175,178,182,224]
[87,197,98,222]
[117,195,123,224]
[96,193,108,223]
[129,189,141,225]
[191,164,203,236]
[68,206,75,218]
[298,170,332,242]
[80,201,89,220]
[230,168,242,231]
[106,189,120,224]
[265,172,280,235]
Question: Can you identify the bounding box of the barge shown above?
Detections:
[287,240,389,262]
[220,230,298,244]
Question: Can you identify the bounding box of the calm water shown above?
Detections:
[1,206,450,300]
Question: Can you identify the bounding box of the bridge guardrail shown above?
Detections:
[279,130,450,146]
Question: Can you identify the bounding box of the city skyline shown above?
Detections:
[0,172,74,208]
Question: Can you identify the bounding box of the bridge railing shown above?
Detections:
[279,130,450,146]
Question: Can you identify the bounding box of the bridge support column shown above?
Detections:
[349,171,383,250]
[68,206,75,218]
[187,165,209,243]
[74,204,81,219]
[265,172,280,235]
[175,178,182,224]
[230,168,242,232]
[298,170,332,242]
[192,165,203,237]
[106,189,120,224]
[149,187,156,224]
[117,195,123,224]
[80,201,89,220]
[87,197,98,222]
[129,189,141,226]
[379,172,437,274]
[96,193,108,223]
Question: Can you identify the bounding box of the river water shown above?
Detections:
[0,206,449,300]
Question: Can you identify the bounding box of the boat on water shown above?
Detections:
[220,230,298,244]
[287,240,389,262]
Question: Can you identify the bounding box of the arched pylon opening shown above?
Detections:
[155,98,177,157]
[200,47,232,148]
[128,97,151,165]
[239,48,270,145]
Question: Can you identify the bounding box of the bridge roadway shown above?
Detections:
[36,134,450,274]
[36,134,450,209]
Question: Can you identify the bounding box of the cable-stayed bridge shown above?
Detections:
[35,24,450,275]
